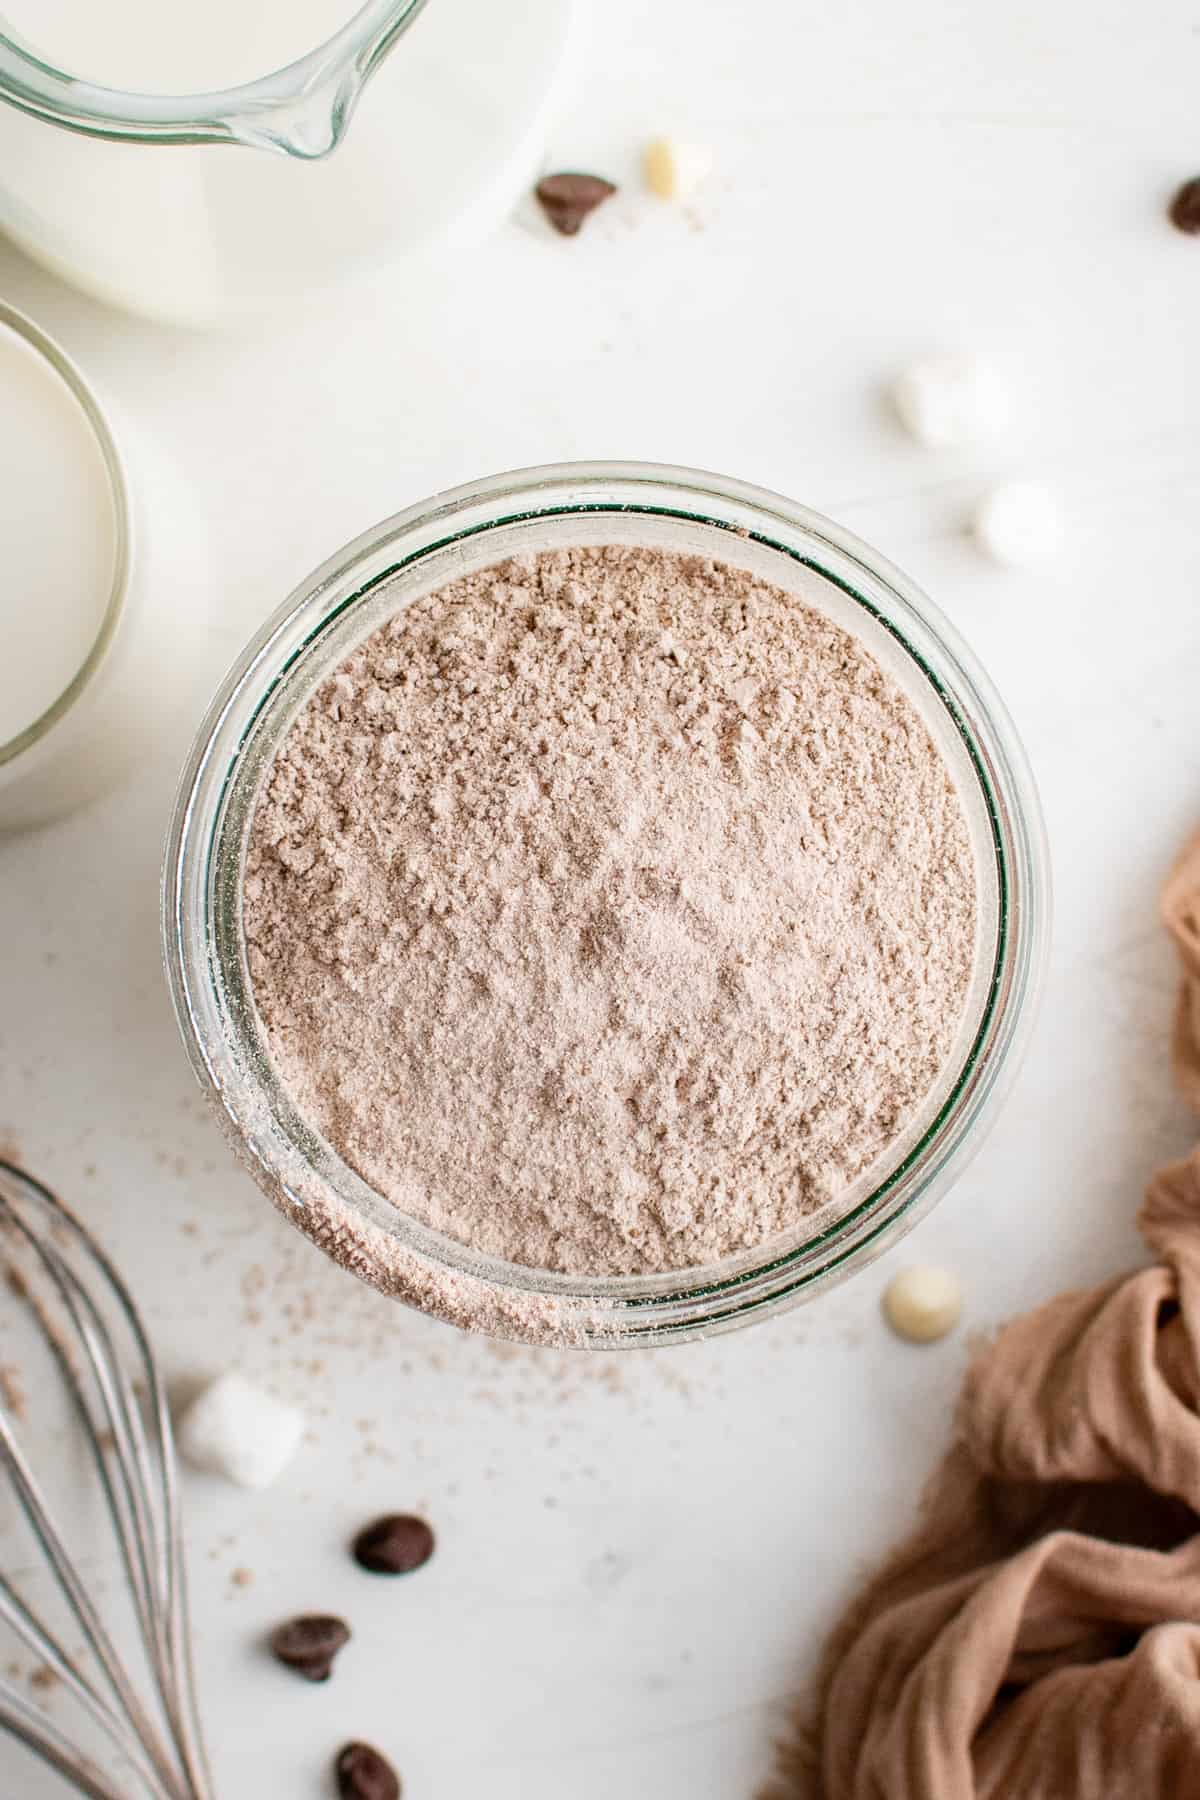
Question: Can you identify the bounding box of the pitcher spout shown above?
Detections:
[226,64,363,160]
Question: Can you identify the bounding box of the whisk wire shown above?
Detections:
[44,1227,216,1799]
[0,1684,131,1800]
[0,1567,176,1799]
[53,1250,174,1667]
[20,1231,166,1655]
[0,1161,215,1799]
[0,1406,187,1798]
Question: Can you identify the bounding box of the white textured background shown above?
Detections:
[2,0,1200,1792]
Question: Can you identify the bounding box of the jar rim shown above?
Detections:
[0,301,130,773]
[163,461,1051,1347]
[0,0,426,156]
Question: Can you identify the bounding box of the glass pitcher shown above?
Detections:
[0,0,575,324]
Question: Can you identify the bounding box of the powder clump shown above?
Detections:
[243,546,976,1276]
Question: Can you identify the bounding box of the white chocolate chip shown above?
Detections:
[883,1266,963,1343]
[644,137,713,202]
[890,354,1011,449]
[176,1372,305,1490]
[971,481,1062,566]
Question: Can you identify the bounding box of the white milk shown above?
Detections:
[0,310,147,830]
[0,316,117,754]
[2,0,359,94]
[0,0,576,324]
[0,308,212,831]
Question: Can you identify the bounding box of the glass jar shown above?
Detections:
[0,0,575,323]
[163,462,1050,1347]
[0,297,213,828]
[0,301,210,830]
[0,301,148,830]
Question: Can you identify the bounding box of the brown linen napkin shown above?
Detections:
[769,833,1200,1800]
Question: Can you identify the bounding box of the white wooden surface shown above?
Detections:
[2,1,1200,1792]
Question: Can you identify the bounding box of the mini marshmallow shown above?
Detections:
[883,1266,963,1343]
[971,480,1062,566]
[891,354,1011,449]
[176,1372,305,1491]
[644,137,713,202]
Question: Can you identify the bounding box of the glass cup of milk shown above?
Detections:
[0,0,577,324]
[0,302,182,831]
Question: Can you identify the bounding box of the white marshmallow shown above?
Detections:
[176,1372,305,1491]
[644,137,713,202]
[891,354,1011,449]
[971,481,1062,566]
[883,1266,963,1343]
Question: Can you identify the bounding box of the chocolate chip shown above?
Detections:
[268,1614,350,1682]
[352,1513,435,1575]
[535,172,617,237]
[335,1741,400,1800]
[1169,177,1200,235]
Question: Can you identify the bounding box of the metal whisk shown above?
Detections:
[0,1160,213,1799]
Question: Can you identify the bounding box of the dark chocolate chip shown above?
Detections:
[535,172,617,237]
[269,1614,350,1682]
[335,1741,400,1800]
[1169,177,1200,235]
[352,1513,435,1576]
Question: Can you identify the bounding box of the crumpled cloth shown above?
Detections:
[769,834,1200,1800]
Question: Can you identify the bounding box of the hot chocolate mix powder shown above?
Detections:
[243,546,976,1277]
